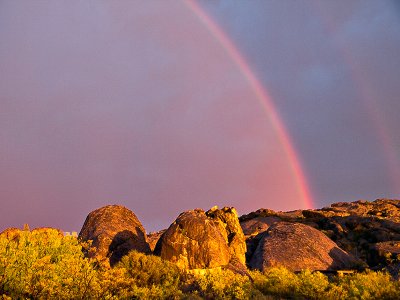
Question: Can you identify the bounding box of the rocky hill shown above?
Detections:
[71,198,400,277]
[5,199,398,275]
[240,198,400,275]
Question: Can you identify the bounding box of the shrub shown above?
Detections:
[295,270,330,299]
[338,270,400,300]
[251,268,345,300]
[116,250,183,299]
[193,268,252,299]
[0,229,99,299]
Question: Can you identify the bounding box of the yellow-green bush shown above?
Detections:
[116,250,183,299]
[252,267,300,298]
[0,229,99,299]
[193,268,253,300]
[337,270,400,300]
[251,267,400,300]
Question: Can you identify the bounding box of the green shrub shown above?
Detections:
[116,250,183,299]
[0,229,99,299]
[295,270,330,299]
[251,267,299,298]
[193,268,252,300]
[338,270,400,300]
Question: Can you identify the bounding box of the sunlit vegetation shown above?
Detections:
[1,229,399,299]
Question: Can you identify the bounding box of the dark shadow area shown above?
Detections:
[109,228,150,266]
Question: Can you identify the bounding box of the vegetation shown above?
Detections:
[1,229,399,299]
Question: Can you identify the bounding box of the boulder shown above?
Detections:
[79,205,150,265]
[240,216,281,237]
[155,207,246,269]
[205,206,247,265]
[371,241,400,261]
[249,222,362,272]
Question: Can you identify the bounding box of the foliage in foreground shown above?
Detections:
[1,229,400,299]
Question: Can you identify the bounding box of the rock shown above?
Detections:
[373,241,400,255]
[147,229,166,252]
[205,206,247,265]
[249,222,362,272]
[239,208,278,222]
[240,216,281,237]
[242,199,400,269]
[79,205,150,265]
[155,207,246,269]
[369,241,400,278]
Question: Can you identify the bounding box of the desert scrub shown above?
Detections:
[251,268,343,300]
[116,250,183,299]
[0,229,100,299]
[250,267,400,300]
[337,270,400,300]
[191,268,253,300]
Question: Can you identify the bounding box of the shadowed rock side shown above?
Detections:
[154,207,246,270]
[79,205,150,265]
[249,222,362,272]
[147,229,166,252]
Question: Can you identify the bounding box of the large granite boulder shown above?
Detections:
[155,207,246,269]
[249,222,362,272]
[205,206,247,265]
[79,205,150,265]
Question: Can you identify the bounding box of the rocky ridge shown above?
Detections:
[4,198,399,275]
[240,198,400,273]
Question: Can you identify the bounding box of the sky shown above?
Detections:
[0,0,399,232]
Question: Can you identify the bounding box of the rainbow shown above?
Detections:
[183,0,314,208]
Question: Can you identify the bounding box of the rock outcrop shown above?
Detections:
[241,199,400,271]
[154,207,246,270]
[249,222,362,271]
[79,205,150,265]
[205,206,247,265]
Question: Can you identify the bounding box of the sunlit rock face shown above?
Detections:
[78,205,150,265]
[205,206,247,265]
[154,207,246,270]
[249,222,362,272]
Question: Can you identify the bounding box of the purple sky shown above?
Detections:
[1,1,399,232]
